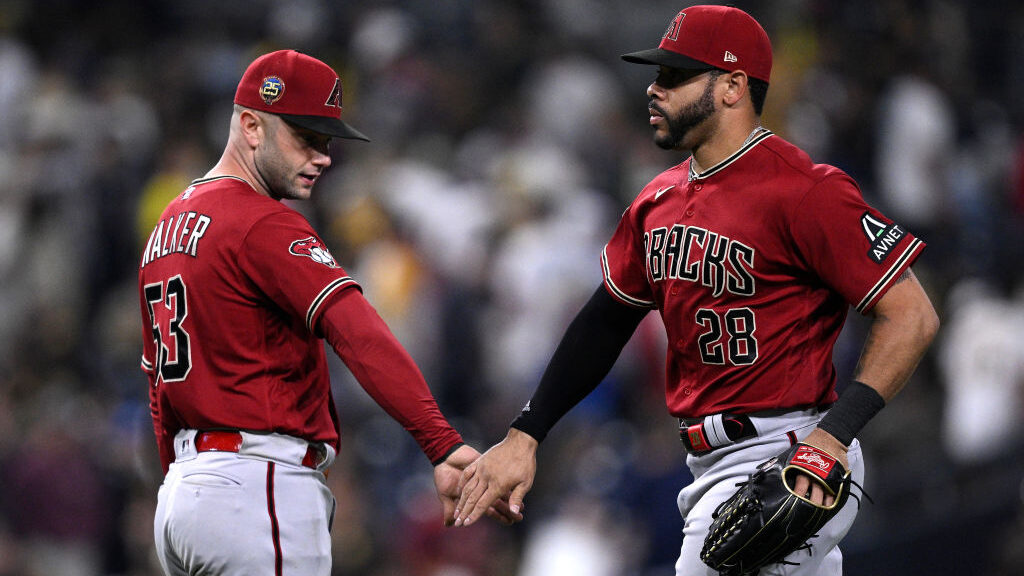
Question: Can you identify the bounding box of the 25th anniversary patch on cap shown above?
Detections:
[260,76,285,105]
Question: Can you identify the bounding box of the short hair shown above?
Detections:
[748,78,768,116]
[710,69,769,116]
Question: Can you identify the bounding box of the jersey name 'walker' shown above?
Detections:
[601,130,924,417]
[139,176,356,469]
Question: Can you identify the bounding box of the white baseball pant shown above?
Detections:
[674,407,866,575]
[154,430,336,576]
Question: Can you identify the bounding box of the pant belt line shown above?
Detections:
[678,414,757,455]
[194,431,322,469]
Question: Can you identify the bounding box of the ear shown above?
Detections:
[722,71,749,107]
[238,108,264,148]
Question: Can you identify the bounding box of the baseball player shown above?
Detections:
[454,5,938,575]
[139,50,516,576]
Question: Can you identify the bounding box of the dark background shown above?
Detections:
[0,1,1022,575]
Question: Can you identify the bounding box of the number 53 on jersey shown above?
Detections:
[143,275,192,384]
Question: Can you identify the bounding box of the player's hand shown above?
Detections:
[791,428,849,507]
[434,444,521,527]
[454,428,537,527]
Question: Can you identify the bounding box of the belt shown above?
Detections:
[194,431,324,469]
[678,414,757,455]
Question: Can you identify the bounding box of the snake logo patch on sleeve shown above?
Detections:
[289,236,339,268]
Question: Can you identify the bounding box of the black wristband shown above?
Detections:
[817,380,886,446]
[510,409,548,444]
[431,442,465,466]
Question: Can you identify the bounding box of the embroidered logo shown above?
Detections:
[790,445,836,479]
[289,236,339,268]
[861,212,906,263]
[260,76,285,105]
[663,11,685,41]
[724,51,738,63]
[655,185,676,200]
[325,78,342,108]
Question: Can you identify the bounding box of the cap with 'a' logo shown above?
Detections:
[234,49,369,141]
[621,5,772,83]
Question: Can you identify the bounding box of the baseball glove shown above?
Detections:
[700,443,853,575]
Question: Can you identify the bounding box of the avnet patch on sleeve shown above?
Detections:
[860,212,908,264]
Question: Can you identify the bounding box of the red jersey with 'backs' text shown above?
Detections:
[138,176,355,464]
[602,131,924,418]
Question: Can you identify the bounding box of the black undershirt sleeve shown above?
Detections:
[509,284,650,442]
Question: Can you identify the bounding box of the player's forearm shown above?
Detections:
[319,289,463,463]
[852,269,939,401]
[511,285,648,442]
[817,269,938,448]
[345,342,463,462]
[848,275,933,426]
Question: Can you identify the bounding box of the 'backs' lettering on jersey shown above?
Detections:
[602,131,924,417]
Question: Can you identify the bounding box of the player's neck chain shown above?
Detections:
[689,126,771,182]
[744,125,767,146]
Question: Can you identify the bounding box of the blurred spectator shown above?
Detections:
[516,495,639,576]
[483,141,612,400]
[1,392,113,576]
[939,277,1024,464]
[874,72,955,239]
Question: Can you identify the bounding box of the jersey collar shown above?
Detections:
[689,127,774,181]
[190,175,253,187]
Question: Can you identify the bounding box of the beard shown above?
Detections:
[652,75,717,150]
[254,140,310,201]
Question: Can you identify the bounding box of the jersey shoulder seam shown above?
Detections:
[760,139,843,186]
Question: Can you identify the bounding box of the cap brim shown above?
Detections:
[280,114,371,142]
[621,48,715,72]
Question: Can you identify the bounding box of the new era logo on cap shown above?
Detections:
[622,5,772,84]
[234,50,369,141]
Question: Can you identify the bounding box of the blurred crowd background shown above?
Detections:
[1,0,1023,575]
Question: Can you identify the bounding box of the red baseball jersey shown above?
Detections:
[602,131,924,418]
[138,176,356,465]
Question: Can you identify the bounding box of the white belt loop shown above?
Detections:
[318,444,337,471]
[173,429,200,462]
[704,414,730,448]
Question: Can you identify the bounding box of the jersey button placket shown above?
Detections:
[684,180,700,218]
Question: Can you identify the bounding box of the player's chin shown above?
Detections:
[653,132,679,150]
[289,180,316,199]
